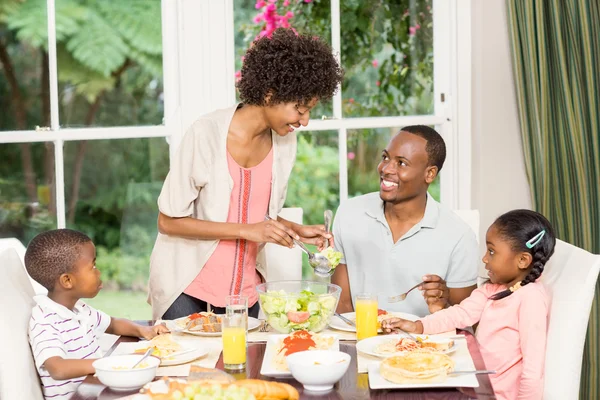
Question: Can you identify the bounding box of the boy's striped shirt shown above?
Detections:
[28,296,110,399]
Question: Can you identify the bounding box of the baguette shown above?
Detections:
[233,379,299,400]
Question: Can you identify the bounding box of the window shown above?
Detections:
[0,0,471,315]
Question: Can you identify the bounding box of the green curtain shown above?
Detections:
[506,0,600,398]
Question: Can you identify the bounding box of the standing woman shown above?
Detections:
[149,28,344,320]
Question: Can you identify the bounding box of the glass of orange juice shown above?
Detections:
[222,295,248,370]
[355,293,378,340]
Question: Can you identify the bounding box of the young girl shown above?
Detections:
[149,28,343,320]
[382,209,556,400]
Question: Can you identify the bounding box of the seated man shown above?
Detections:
[332,125,478,317]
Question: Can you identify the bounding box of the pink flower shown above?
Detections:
[372,59,379,68]
[408,26,417,35]
[286,11,294,18]
[348,98,354,104]
[241,56,245,62]
[266,3,276,11]
[283,0,290,5]
[253,14,264,24]
[255,1,266,9]
[415,24,421,29]
[304,0,313,3]
[376,80,381,87]
[347,152,355,160]
[235,71,241,78]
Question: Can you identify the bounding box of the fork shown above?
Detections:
[387,282,424,303]
[259,320,270,332]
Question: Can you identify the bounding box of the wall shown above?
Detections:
[471,0,532,275]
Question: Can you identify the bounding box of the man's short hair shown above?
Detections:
[400,125,446,172]
[24,229,92,291]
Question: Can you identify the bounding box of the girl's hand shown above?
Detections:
[381,318,424,335]
[139,323,170,340]
[243,220,299,248]
[294,224,332,251]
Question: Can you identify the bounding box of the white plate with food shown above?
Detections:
[169,312,261,337]
[368,350,479,389]
[328,310,419,333]
[356,334,457,358]
[132,334,208,366]
[260,331,339,378]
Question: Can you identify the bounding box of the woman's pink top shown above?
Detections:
[184,148,273,307]
[420,281,550,400]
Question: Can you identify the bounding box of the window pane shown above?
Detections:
[0,1,49,131]
[341,1,434,117]
[56,0,163,128]
[347,127,440,201]
[0,143,57,244]
[65,137,169,319]
[233,0,333,118]
[283,130,339,278]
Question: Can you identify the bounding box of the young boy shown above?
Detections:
[25,229,169,399]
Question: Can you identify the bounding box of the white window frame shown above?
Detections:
[0,0,472,230]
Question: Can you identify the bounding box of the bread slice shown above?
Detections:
[419,339,454,351]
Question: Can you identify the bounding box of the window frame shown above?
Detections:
[0,0,472,231]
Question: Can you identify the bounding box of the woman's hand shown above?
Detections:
[381,318,424,335]
[242,219,299,248]
[294,224,332,251]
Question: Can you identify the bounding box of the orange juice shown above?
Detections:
[222,327,246,366]
[355,297,378,340]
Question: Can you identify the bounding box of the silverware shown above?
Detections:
[259,320,270,332]
[387,282,424,303]
[448,370,496,376]
[265,215,331,274]
[131,347,154,369]
[163,347,198,360]
[334,312,355,326]
[313,210,335,277]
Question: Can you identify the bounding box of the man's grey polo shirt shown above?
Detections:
[332,192,479,318]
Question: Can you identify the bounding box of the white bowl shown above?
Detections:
[92,354,160,392]
[286,350,351,391]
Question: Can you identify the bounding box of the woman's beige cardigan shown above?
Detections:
[148,104,297,319]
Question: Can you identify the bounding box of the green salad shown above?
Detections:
[259,289,337,333]
[320,246,343,269]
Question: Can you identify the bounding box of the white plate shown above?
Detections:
[168,316,261,337]
[260,333,339,377]
[367,352,479,389]
[356,334,457,358]
[133,339,208,366]
[328,311,419,333]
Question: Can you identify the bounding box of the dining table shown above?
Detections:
[71,322,496,400]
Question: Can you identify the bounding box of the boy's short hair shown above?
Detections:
[237,28,343,107]
[400,125,447,173]
[24,229,92,291]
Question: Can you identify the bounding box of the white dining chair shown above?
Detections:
[258,208,303,320]
[0,237,48,295]
[263,207,304,282]
[541,239,600,400]
[0,248,44,400]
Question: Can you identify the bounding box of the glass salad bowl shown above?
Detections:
[256,280,341,333]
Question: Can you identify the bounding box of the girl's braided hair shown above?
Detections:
[489,209,556,300]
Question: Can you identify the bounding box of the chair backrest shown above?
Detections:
[264,207,303,282]
[0,237,48,295]
[0,248,44,400]
[452,209,480,244]
[452,209,487,287]
[541,239,600,400]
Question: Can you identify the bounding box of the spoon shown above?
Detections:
[313,210,335,277]
[131,347,154,369]
[264,215,330,270]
